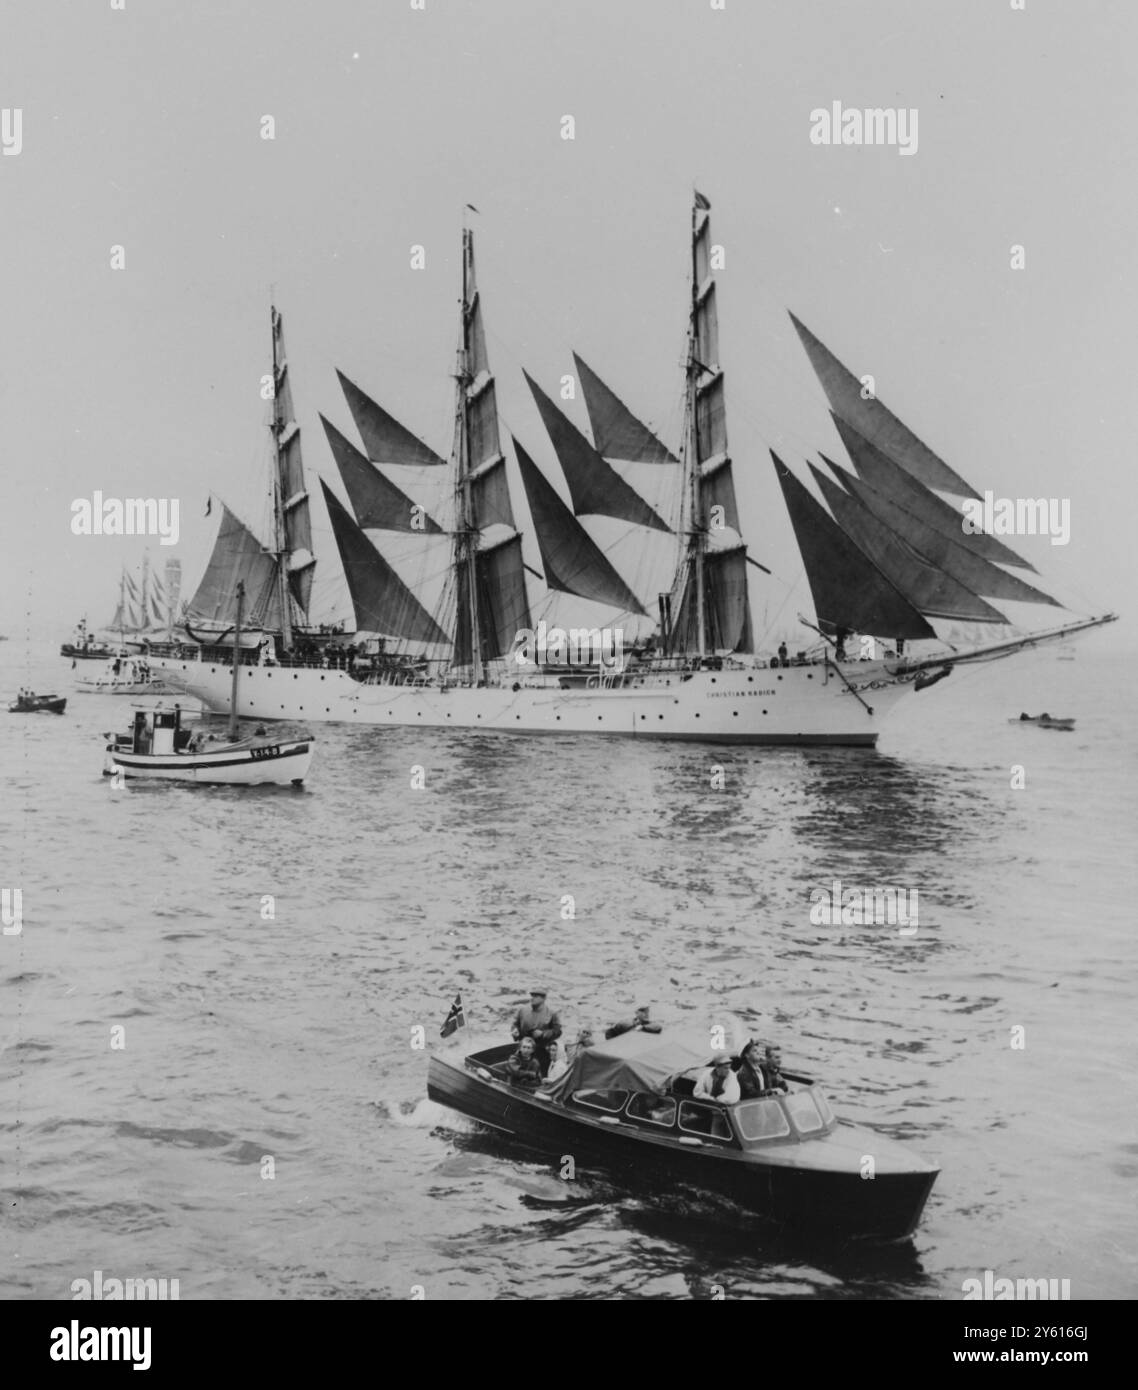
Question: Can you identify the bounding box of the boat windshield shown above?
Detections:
[812,1086,835,1126]
[784,1089,825,1134]
[734,1098,791,1141]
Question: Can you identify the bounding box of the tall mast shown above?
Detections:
[140,550,150,633]
[685,196,707,659]
[229,580,244,740]
[453,225,483,684]
[270,304,294,651]
[118,567,126,647]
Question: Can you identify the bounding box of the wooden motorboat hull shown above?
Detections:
[1009,717,1075,730]
[103,736,312,785]
[428,1053,938,1240]
[9,697,66,714]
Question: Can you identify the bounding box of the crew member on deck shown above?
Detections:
[604,1006,663,1040]
[694,1053,741,1103]
[778,642,789,667]
[511,989,562,1076]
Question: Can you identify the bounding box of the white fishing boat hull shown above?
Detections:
[153,658,921,745]
[76,678,173,696]
[103,736,313,785]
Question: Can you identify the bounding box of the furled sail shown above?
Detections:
[320,481,448,645]
[692,205,743,535]
[572,352,677,464]
[809,464,1009,624]
[321,414,442,533]
[524,370,670,532]
[831,414,1038,573]
[453,534,532,667]
[772,452,936,639]
[514,438,647,614]
[789,312,981,500]
[823,456,1060,608]
[272,308,316,614]
[185,504,284,630]
[672,546,753,654]
[337,370,447,467]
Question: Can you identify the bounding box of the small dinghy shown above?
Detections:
[9,691,67,715]
[1010,712,1075,730]
[103,705,312,785]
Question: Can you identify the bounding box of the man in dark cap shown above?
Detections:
[604,1005,663,1041]
[511,989,562,1076]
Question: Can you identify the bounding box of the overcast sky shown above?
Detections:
[1,0,1134,647]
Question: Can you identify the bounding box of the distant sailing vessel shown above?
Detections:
[156,196,1115,746]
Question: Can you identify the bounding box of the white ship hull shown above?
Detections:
[153,658,920,746]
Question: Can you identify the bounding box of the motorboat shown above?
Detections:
[428,1028,939,1241]
[103,705,312,785]
[9,692,66,715]
[1010,712,1075,730]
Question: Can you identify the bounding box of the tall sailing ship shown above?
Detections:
[155,196,1115,746]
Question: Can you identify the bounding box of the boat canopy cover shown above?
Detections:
[543,1029,714,1104]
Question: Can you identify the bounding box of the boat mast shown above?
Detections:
[270,305,294,652]
[685,196,707,659]
[228,580,244,741]
[140,550,150,635]
[118,566,127,648]
[453,225,483,684]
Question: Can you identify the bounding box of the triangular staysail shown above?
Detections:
[823,456,1060,608]
[772,452,936,640]
[809,464,1010,624]
[789,312,982,500]
[572,352,677,464]
[337,370,447,467]
[830,414,1038,573]
[321,414,443,534]
[185,504,285,630]
[320,481,449,645]
[524,370,671,533]
[513,438,647,614]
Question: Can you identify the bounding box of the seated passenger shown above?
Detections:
[735,1040,766,1100]
[604,1005,662,1040]
[763,1045,789,1093]
[504,1037,543,1090]
[693,1053,741,1104]
[545,1041,567,1081]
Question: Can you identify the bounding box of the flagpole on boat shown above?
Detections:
[229,581,244,741]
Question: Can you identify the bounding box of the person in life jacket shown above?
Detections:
[693,1053,741,1103]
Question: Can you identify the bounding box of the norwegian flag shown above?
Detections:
[440,994,466,1039]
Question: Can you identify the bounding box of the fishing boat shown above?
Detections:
[9,692,66,715]
[60,619,120,662]
[103,583,314,785]
[1010,713,1075,730]
[428,1028,939,1240]
[155,196,1115,745]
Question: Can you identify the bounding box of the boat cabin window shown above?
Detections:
[677,1101,733,1142]
[734,1098,792,1142]
[625,1093,677,1127]
[783,1090,825,1135]
[573,1089,629,1114]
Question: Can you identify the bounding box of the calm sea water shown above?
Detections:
[2,635,1136,1300]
